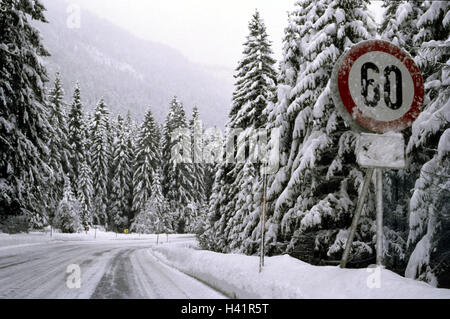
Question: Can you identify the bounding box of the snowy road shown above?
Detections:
[0,238,226,299]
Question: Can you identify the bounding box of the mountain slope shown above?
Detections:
[35,0,232,126]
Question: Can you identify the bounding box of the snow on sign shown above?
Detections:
[331,40,424,133]
[356,133,406,169]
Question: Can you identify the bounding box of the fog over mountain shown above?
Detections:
[35,0,233,126]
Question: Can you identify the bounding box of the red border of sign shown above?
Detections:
[337,40,424,133]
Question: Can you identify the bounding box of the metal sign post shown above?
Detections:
[375,168,383,266]
[340,168,374,268]
[330,40,424,268]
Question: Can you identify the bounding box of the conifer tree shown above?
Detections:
[229,10,277,129]
[54,176,82,233]
[202,126,223,201]
[132,110,160,214]
[380,0,423,56]
[131,171,170,235]
[189,106,206,205]
[162,97,194,232]
[90,99,111,226]
[125,111,137,223]
[47,73,72,219]
[68,83,85,187]
[405,2,449,287]
[110,115,133,231]
[203,10,277,252]
[150,169,172,232]
[48,73,71,175]
[0,0,54,223]
[77,155,93,227]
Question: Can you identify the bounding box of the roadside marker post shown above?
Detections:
[260,162,268,273]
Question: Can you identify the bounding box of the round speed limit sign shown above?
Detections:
[331,40,424,133]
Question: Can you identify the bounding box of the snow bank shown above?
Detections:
[151,244,450,299]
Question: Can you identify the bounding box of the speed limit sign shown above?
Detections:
[331,40,424,133]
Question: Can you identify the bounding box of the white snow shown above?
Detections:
[1,231,449,299]
[0,229,192,248]
[151,241,450,299]
[356,132,406,169]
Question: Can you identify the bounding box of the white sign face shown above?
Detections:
[349,51,415,122]
[356,133,406,169]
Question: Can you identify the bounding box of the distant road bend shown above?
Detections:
[0,239,226,299]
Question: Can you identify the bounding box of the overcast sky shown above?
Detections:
[74,0,385,69]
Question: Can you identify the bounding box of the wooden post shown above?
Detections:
[340,168,374,268]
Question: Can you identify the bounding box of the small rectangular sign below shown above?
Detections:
[356,133,406,169]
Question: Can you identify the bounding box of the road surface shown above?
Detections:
[0,238,226,299]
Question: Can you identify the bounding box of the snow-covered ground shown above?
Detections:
[1,230,449,299]
[151,241,450,299]
[0,231,225,299]
[0,229,191,248]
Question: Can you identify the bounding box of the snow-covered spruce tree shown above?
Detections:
[125,111,137,224]
[201,10,277,253]
[90,99,111,226]
[265,0,378,264]
[150,169,172,232]
[67,83,85,188]
[379,0,426,274]
[46,73,72,221]
[162,97,194,233]
[227,163,260,252]
[74,108,93,227]
[132,110,160,215]
[202,126,223,201]
[0,0,55,225]
[196,126,223,247]
[54,176,82,233]
[48,73,71,174]
[77,155,93,227]
[110,115,133,232]
[130,204,153,235]
[380,0,423,56]
[182,106,208,233]
[131,171,170,234]
[84,112,94,157]
[265,0,319,255]
[405,2,450,287]
[189,106,206,205]
[229,10,277,129]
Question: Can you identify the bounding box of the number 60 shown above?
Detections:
[361,62,402,110]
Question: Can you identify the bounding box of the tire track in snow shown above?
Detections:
[91,248,142,299]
